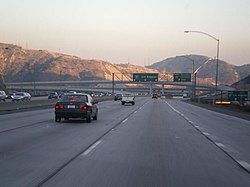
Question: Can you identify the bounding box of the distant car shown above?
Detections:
[55,93,98,123]
[6,94,13,99]
[121,94,135,105]
[48,92,59,99]
[12,92,31,101]
[58,92,65,98]
[67,91,77,94]
[152,93,158,99]
[59,91,76,98]
[0,90,6,101]
[244,101,250,107]
[114,94,123,101]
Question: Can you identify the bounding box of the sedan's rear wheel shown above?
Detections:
[55,116,61,122]
[93,111,98,120]
[86,113,92,123]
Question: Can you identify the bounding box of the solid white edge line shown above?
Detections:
[166,101,250,173]
[122,119,128,123]
[82,140,102,156]
[203,132,210,136]
[237,160,250,171]
[215,142,226,148]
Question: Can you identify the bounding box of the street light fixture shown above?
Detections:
[193,57,213,98]
[184,30,220,98]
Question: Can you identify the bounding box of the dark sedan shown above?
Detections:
[55,93,98,123]
[152,93,158,99]
[114,93,123,101]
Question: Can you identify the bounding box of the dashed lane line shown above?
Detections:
[165,101,250,174]
[215,142,226,148]
[81,140,102,156]
[122,118,128,123]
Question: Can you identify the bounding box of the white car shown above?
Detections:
[121,94,135,105]
[0,90,6,101]
[12,92,31,101]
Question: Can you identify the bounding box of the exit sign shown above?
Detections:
[174,73,192,82]
[228,91,249,102]
[133,73,158,82]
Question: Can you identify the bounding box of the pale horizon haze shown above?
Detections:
[1,0,250,66]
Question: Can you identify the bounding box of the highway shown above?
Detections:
[0,98,250,186]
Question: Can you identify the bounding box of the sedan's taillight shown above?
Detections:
[79,105,88,110]
[55,105,64,109]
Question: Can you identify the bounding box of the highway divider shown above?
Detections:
[0,96,113,113]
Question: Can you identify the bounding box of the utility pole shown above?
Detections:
[112,73,115,95]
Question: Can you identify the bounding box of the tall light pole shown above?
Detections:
[184,31,220,96]
[59,65,66,92]
[112,73,115,96]
[193,57,213,98]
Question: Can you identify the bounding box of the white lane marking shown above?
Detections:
[122,119,128,123]
[237,160,250,171]
[197,126,203,130]
[82,140,102,156]
[166,102,180,114]
[134,111,138,114]
[139,107,142,110]
[203,132,210,136]
[188,121,194,124]
[166,101,212,136]
[215,142,226,148]
[166,101,250,173]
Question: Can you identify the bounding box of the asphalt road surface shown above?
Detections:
[0,97,250,187]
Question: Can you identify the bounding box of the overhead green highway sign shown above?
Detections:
[228,91,249,102]
[133,73,158,82]
[173,73,191,82]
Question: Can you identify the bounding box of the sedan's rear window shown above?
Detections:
[60,95,88,102]
[15,93,25,96]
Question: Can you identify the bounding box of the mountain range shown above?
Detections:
[0,43,250,88]
[0,43,157,84]
[147,55,250,86]
[232,74,250,90]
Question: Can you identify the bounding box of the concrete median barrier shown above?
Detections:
[0,96,113,113]
[0,99,57,111]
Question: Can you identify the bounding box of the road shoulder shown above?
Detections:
[183,100,250,121]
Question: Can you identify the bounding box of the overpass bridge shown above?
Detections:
[5,80,235,96]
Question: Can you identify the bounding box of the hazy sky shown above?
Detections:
[1,0,250,66]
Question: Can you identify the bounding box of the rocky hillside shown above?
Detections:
[1,43,248,86]
[147,55,250,85]
[0,43,158,83]
[232,74,250,90]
